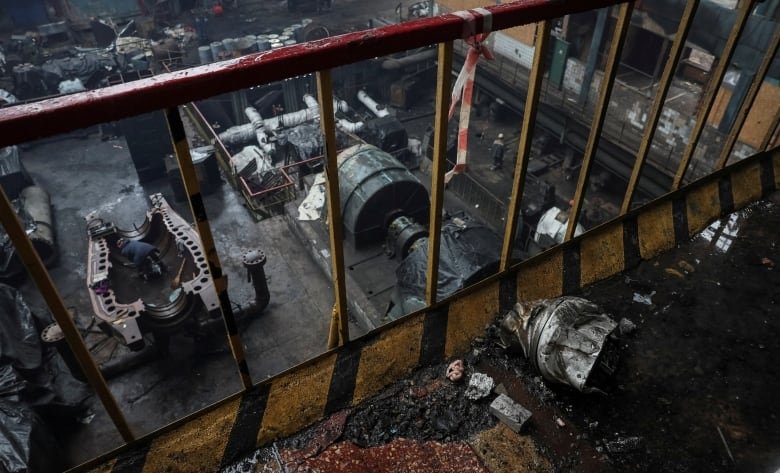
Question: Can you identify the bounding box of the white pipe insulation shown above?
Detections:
[244,107,274,153]
[220,94,353,144]
[357,90,389,118]
[302,94,350,113]
[336,118,364,133]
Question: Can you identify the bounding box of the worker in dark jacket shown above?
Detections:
[117,238,164,279]
[490,133,505,171]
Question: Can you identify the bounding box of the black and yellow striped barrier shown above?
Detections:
[79,147,779,473]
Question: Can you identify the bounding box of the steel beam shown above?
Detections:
[426,41,454,305]
[316,70,350,348]
[715,24,780,169]
[0,187,135,442]
[672,0,755,189]
[565,2,634,241]
[500,21,551,271]
[620,0,700,214]
[165,106,253,389]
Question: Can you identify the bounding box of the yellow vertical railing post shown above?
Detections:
[426,41,454,305]
[165,106,253,390]
[500,21,551,271]
[760,109,780,152]
[316,70,350,349]
[620,0,700,214]
[672,0,755,188]
[715,24,780,169]
[565,1,634,241]
[0,186,135,441]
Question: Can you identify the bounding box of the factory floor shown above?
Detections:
[223,191,780,473]
[17,130,350,467]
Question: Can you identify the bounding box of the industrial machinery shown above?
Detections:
[387,214,502,318]
[84,194,271,353]
[0,146,57,284]
[533,206,584,250]
[337,144,429,248]
[84,194,222,351]
[330,144,501,318]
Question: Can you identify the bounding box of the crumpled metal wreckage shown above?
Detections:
[498,297,620,393]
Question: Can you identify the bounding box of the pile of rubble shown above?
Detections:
[224,297,634,472]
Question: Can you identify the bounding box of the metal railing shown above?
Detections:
[0,0,777,463]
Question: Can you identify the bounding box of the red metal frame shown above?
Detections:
[240,155,324,197]
[0,0,625,148]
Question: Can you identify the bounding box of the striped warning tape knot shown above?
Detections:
[446,8,494,184]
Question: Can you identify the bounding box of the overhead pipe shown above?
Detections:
[303,93,349,113]
[244,106,274,153]
[218,123,256,146]
[219,94,352,144]
[381,48,437,70]
[358,90,389,118]
[336,118,364,133]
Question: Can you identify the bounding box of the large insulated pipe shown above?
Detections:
[381,48,437,70]
[220,105,321,144]
[266,107,320,130]
[358,90,389,118]
[218,123,256,146]
[20,186,56,266]
[303,94,349,113]
[337,118,364,133]
[244,106,274,153]
[243,249,270,312]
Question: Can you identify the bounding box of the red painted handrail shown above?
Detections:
[0,0,625,148]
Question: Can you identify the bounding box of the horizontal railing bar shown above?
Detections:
[0,0,626,148]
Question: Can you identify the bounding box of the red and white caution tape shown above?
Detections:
[445,8,494,184]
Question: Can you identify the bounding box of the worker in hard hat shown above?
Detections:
[490,133,505,171]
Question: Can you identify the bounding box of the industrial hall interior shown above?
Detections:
[0,0,779,472]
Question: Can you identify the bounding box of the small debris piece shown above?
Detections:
[619,318,637,336]
[298,409,351,459]
[678,260,695,273]
[489,394,532,433]
[717,426,735,463]
[446,359,465,382]
[665,268,685,279]
[604,436,643,453]
[632,291,656,306]
[465,373,495,400]
[409,385,429,399]
[555,417,566,428]
[761,257,775,268]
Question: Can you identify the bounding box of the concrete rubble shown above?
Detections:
[465,372,495,400]
[489,394,532,433]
